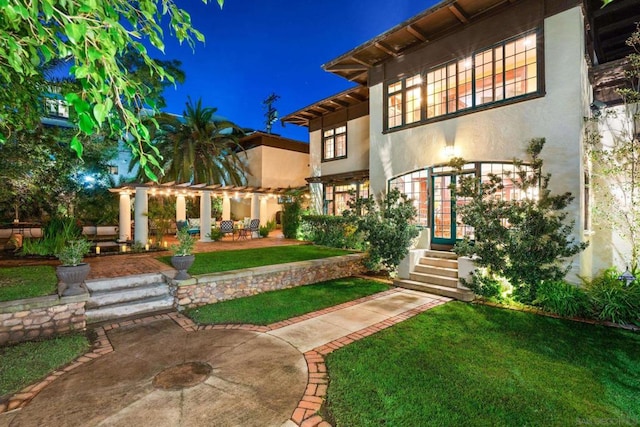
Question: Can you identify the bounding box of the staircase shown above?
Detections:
[394,250,474,301]
[85,273,174,324]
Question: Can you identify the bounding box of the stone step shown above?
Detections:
[418,256,458,269]
[85,273,166,293]
[86,295,174,324]
[87,283,170,309]
[413,264,458,278]
[394,279,474,302]
[423,250,458,260]
[409,271,459,288]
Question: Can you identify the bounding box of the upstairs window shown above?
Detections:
[386,31,538,129]
[323,125,347,161]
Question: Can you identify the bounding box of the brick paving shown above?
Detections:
[0,289,450,426]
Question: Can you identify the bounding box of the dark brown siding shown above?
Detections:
[308,101,369,132]
[370,0,581,85]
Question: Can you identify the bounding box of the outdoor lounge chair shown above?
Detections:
[248,219,260,238]
[219,220,234,239]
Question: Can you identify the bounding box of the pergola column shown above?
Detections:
[118,192,131,242]
[259,196,268,227]
[250,193,260,220]
[176,194,186,222]
[134,188,148,244]
[200,191,212,242]
[222,193,231,220]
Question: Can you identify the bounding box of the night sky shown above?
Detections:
[157,0,437,142]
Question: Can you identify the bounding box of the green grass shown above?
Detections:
[185,277,389,325]
[325,302,640,426]
[0,334,90,398]
[158,245,353,275]
[0,266,58,302]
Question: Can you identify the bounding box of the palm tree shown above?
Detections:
[132,97,247,185]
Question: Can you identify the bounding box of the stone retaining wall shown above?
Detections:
[0,294,88,345]
[170,254,366,309]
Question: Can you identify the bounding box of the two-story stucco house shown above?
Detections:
[284,0,639,297]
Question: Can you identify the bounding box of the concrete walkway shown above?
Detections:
[0,289,450,427]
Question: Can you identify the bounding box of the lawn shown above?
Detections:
[0,333,90,398]
[324,302,640,426]
[185,277,389,325]
[158,245,354,275]
[0,266,58,302]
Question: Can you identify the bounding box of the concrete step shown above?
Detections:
[418,256,458,269]
[409,271,459,288]
[423,250,458,260]
[394,279,474,302]
[413,264,458,278]
[87,283,170,309]
[85,273,166,293]
[86,295,174,324]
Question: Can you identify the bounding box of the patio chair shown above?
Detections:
[219,220,234,239]
[248,219,260,238]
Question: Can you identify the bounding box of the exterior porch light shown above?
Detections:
[618,267,636,287]
[443,144,456,158]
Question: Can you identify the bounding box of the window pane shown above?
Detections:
[388,93,403,127]
[427,66,447,118]
[457,57,473,110]
[335,134,346,157]
[406,87,421,124]
[475,49,494,105]
[324,137,334,159]
[447,63,457,114]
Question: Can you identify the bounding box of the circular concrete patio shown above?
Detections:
[0,318,307,427]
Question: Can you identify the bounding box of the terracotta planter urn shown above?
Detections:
[171,255,195,280]
[56,263,91,296]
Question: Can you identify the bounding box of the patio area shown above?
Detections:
[0,231,306,280]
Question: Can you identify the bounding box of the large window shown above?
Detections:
[323,125,347,161]
[323,181,369,215]
[389,169,429,226]
[386,32,538,129]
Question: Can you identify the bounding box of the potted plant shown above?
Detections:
[55,239,92,296]
[171,228,196,280]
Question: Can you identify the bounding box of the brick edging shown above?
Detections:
[289,298,450,427]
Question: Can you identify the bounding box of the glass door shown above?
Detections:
[431,174,455,245]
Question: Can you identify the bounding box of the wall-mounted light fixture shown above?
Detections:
[443,144,457,159]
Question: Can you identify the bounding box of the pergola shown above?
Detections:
[109,182,307,244]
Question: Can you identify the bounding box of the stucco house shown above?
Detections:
[283,0,639,297]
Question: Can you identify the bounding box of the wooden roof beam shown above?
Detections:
[374,41,398,57]
[329,98,350,108]
[345,92,366,102]
[406,24,428,42]
[449,3,470,24]
[324,63,368,72]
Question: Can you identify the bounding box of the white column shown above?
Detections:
[250,193,260,219]
[259,196,268,226]
[118,192,131,242]
[222,193,231,220]
[176,194,186,221]
[200,191,212,242]
[134,188,148,244]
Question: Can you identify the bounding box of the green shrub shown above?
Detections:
[452,139,588,304]
[301,215,364,250]
[21,216,82,256]
[585,268,640,324]
[461,270,505,301]
[343,189,419,273]
[282,190,305,239]
[257,226,267,238]
[534,280,589,318]
[207,228,223,241]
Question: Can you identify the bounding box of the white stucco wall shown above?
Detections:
[243,145,309,188]
[589,103,640,273]
[369,7,589,279]
[320,116,370,177]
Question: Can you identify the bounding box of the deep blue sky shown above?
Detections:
[157,0,437,142]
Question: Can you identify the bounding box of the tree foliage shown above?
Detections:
[343,189,419,273]
[132,98,247,185]
[0,0,223,180]
[585,23,640,269]
[453,139,588,302]
[281,189,306,239]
